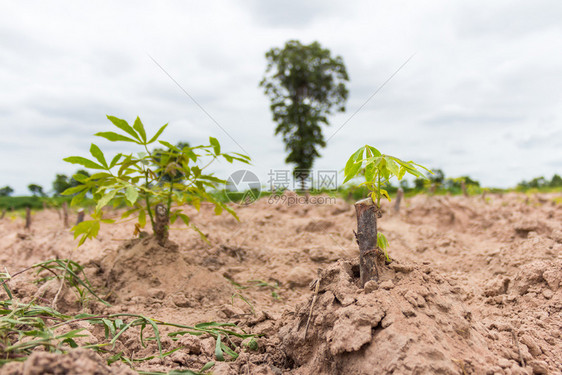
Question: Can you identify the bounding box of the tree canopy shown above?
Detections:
[28,184,46,197]
[260,40,349,189]
[0,186,14,197]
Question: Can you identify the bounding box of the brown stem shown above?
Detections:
[76,209,85,225]
[394,187,404,213]
[25,207,31,230]
[154,203,169,245]
[354,198,379,287]
[62,202,69,228]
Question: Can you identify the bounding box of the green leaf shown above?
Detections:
[106,115,140,141]
[209,137,221,154]
[367,145,381,157]
[125,186,138,205]
[147,123,168,144]
[109,153,122,169]
[133,117,147,143]
[70,190,87,207]
[385,157,399,177]
[96,190,117,212]
[63,156,105,170]
[215,334,225,361]
[397,166,406,180]
[158,140,179,152]
[61,185,87,196]
[138,207,146,228]
[177,213,190,226]
[72,173,89,183]
[380,188,391,202]
[95,131,139,143]
[377,232,391,262]
[364,161,376,182]
[343,147,364,183]
[89,143,108,169]
[72,220,101,246]
[200,362,215,372]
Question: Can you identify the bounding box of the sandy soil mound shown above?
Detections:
[1,193,561,374]
[0,349,135,375]
[95,236,236,306]
[278,259,493,374]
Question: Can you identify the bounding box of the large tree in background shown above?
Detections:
[260,40,349,190]
[28,184,46,197]
[0,186,14,197]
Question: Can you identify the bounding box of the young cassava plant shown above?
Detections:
[344,145,431,287]
[62,115,250,246]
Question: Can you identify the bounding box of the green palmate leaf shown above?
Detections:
[147,123,168,144]
[367,145,381,157]
[385,157,399,177]
[125,185,138,205]
[343,147,364,183]
[133,117,147,143]
[209,137,220,154]
[364,161,376,182]
[61,184,88,196]
[90,172,112,180]
[95,131,139,143]
[96,190,117,212]
[106,115,140,141]
[377,232,391,262]
[138,207,146,228]
[63,156,105,170]
[398,166,406,180]
[109,153,122,169]
[214,204,223,215]
[177,213,190,226]
[380,188,391,202]
[72,173,89,183]
[72,220,101,247]
[70,190,87,207]
[90,144,108,169]
[158,140,178,152]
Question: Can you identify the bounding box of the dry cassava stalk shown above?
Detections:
[62,202,69,227]
[354,198,380,287]
[76,209,85,225]
[154,203,169,245]
[25,207,31,229]
[394,187,404,213]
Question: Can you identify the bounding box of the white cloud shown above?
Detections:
[1,1,561,194]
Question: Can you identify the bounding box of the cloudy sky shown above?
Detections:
[2,0,561,195]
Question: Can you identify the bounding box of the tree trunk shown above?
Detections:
[1,209,5,219]
[25,207,31,230]
[354,198,380,287]
[76,209,85,225]
[394,188,404,213]
[154,203,169,245]
[461,181,468,197]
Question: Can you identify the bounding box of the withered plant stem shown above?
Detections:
[354,197,379,287]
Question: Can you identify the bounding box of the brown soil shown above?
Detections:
[0,192,561,375]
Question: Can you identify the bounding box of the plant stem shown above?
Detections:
[166,181,173,214]
[144,171,155,230]
[377,173,381,208]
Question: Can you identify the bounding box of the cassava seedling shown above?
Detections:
[344,145,431,287]
[62,115,250,246]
